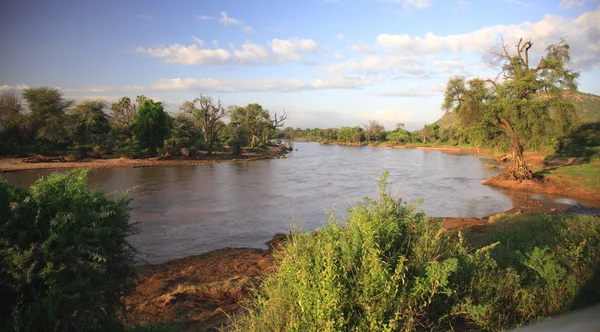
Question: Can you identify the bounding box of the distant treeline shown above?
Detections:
[0,88,288,157]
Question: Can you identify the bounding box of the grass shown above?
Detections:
[229,172,600,331]
[543,153,600,192]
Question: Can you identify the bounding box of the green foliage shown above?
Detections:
[0,169,137,331]
[132,99,171,155]
[232,172,600,331]
[69,99,112,154]
[163,111,200,152]
[0,92,29,154]
[23,87,74,152]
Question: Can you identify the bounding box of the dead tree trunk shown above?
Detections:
[498,116,534,180]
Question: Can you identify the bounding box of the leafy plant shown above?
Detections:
[0,169,137,331]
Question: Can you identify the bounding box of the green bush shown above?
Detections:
[0,169,137,331]
[231,172,600,331]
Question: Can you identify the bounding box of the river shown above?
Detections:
[0,142,561,263]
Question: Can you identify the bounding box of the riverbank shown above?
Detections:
[121,197,600,331]
[0,148,286,173]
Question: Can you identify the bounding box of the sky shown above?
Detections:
[1,0,599,130]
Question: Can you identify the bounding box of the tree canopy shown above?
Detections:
[131,99,171,155]
[442,38,579,180]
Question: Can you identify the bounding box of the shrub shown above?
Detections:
[231,172,600,331]
[0,169,137,331]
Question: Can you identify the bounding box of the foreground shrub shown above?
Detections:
[0,169,137,331]
[232,172,600,331]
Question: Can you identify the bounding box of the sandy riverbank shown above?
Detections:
[0,149,285,173]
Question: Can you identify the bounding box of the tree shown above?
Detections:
[422,125,432,144]
[0,169,136,331]
[110,96,146,145]
[69,100,111,152]
[363,120,385,143]
[23,87,74,153]
[0,92,29,153]
[165,111,200,151]
[131,99,171,155]
[442,38,579,180]
[182,95,227,155]
[229,104,271,148]
[263,111,287,144]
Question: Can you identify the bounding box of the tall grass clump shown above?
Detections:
[0,169,137,331]
[231,171,600,331]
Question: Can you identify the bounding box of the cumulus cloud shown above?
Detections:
[374,8,600,71]
[219,12,242,26]
[233,42,270,63]
[328,7,600,77]
[137,44,232,65]
[271,38,318,61]
[138,37,323,65]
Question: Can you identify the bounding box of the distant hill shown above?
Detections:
[428,90,600,130]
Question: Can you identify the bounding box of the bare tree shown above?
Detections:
[182,95,227,155]
[111,95,146,144]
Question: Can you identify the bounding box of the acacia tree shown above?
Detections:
[23,87,74,153]
[69,100,111,151]
[0,92,29,153]
[442,38,579,180]
[182,95,227,155]
[110,96,146,145]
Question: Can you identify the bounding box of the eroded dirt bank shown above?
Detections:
[122,200,600,331]
[0,149,285,173]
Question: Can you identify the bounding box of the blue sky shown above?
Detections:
[1,0,599,130]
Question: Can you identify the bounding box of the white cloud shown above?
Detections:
[197,15,213,20]
[0,84,29,91]
[137,44,232,65]
[233,42,270,63]
[139,37,324,65]
[219,12,242,26]
[371,8,600,70]
[333,51,344,59]
[337,33,346,39]
[271,38,318,61]
[243,26,253,32]
[382,0,431,9]
[560,0,586,9]
[81,76,369,94]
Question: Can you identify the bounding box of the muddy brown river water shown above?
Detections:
[2,142,586,263]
